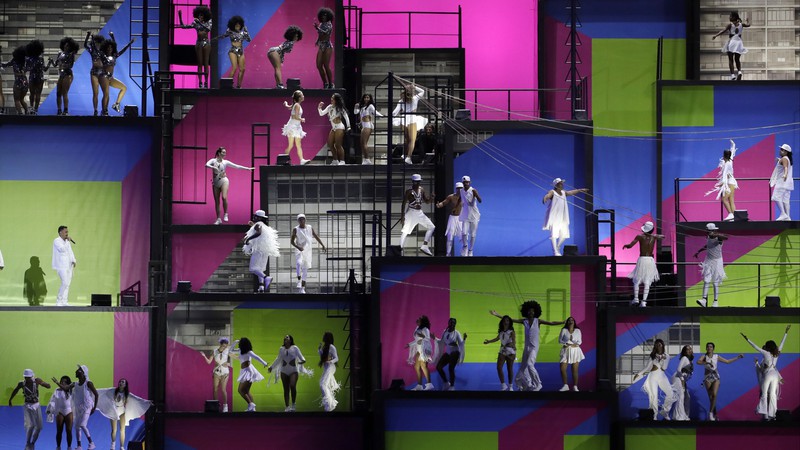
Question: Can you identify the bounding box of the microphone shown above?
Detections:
[69,238,76,244]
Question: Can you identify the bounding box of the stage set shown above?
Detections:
[0,1,798,449]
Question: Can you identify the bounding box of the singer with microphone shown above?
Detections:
[52,225,76,306]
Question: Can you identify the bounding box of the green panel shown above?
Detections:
[386,431,497,450]
[1,311,115,404]
[701,316,800,354]
[0,181,121,306]
[662,86,715,127]
[231,308,350,412]
[564,434,610,450]
[592,39,686,137]
[450,265,571,363]
[686,229,800,308]
[625,428,696,450]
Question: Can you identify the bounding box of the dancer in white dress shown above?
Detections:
[624,221,665,307]
[491,301,562,391]
[434,318,467,391]
[52,225,76,306]
[459,176,482,256]
[670,345,694,421]
[201,337,231,412]
[205,147,254,224]
[96,378,152,450]
[713,12,750,80]
[543,178,589,256]
[71,365,98,450]
[243,210,280,293]
[633,339,675,420]
[400,174,435,256]
[318,93,351,165]
[392,83,427,164]
[268,335,313,412]
[407,315,436,391]
[46,375,74,450]
[742,325,791,421]
[353,93,384,165]
[231,337,268,412]
[770,144,793,221]
[705,140,738,221]
[281,90,310,165]
[8,369,51,449]
[436,182,464,256]
[558,317,585,392]
[484,315,516,391]
[696,341,743,421]
[318,332,340,412]
[291,214,326,294]
[694,223,728,307]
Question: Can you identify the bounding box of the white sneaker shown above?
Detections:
[248,402,256,412]
[559,384,570,391]
[448,385,455,391]
[443,382,451,391]
[330,159,339,165]
[223,213,229,222]
[404,157,413,165]
[501,383,508,391]
[508,385,514,391]
[339,160,347,165]
[696,298,707,307]
[639,301,647,307]
[222,404,228,412]
[88,444,96,450]
[297,280,303,289]
[724,213,734,221]
[213,218,222,225]
[660,410,671,421]
[299,287,306,294]
[711,301,719,307]
[468,250,473,257]
[300,158,310,165]
[290,404,296,412]
[411,384,423,391]
[631,299,639,306]
[554,251,562,256]
[424,383,435,391]
[532,385,542,392]
[461,246,468,257]
[76,446,83,450]
[573,386,579,392]
[284,405,292,412]
[362,159,372,165]
[420,245,433,256]
[730,74,736,80]
[257,284,265,293]
[709,411,715,421]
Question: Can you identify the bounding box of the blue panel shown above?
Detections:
[385,398,546,432]
[379,265,428,292]
[453,131,588,256]
[165,436,198,450]
[615,317,684,358]
[217,0,282,74]
[568,405,610,435]
[544,0,686,39]
[0,125,153,181]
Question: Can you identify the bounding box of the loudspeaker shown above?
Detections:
[204,400,220,413]
[775,409,791,422]
[563,245,578,256]
[765,296,781,307]
[734,210,749,222]
[637,409,655,421]
[388,379,405,391]
[91,294,112,307]
[220,78,233,89]
[120,294,138,307]
[123,105,138,117]
[657,246,674,275]
[276,154,291,166]
[287,78,301,90]
[127,442,144,450]
[386,245,403,257]
[454,109,471,120]
[177,281,191,293]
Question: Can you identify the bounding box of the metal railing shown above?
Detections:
[674,176,800,222]
[344,5,462,49]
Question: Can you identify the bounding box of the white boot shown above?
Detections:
[559,384,570,391]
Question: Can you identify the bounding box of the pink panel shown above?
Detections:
[599,214,655,278]
[542,16,592,120]
[500,400,606,450]
[121,151,151,300]
[169,64,202,89]
[114,312,151,399]
[166,337,231,412]
[171,233,240,290]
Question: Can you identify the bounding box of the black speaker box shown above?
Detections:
[127,442,144,450]
[120,294,138,307]
[177,281,192,293]
[637,409,654,421]
[220,78,233,89]
[389,379,405,391]
[276,154,291,166]
[287,78,301,90]
[386,245,403,257]
[123,105,138,117]
[734,210,749,222]
[563,245,579,256]
[775,409,791,422]
[454,109,471,120]
[765,296,781,307]
[91,294,112,307]
[656,246,674,275]
[204,400,220,413]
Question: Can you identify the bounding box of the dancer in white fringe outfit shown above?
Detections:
[8,369,51,450]
[318,332,340,412]
[205,147,254,224]
[52,225,76,306]
[558,317,585,392]
[484,315,516,391]
[624,221,665,307]
[633,339,674,420]
[696,341,742,421]
[96,378,152,450]
[436,182,464,257]
[770,144,793,221]
[459,176,482,256]
[543,178,589,256]
[670,345,694,421]
[243,210,280,293]
[492,301,562,391]
[400,174,435,256]
[281,90,309,165]
[46,375,74,450]
[392,82,427,164]
[231,337,268,412]
[72,365,98,450]
[201,337,231,412]
[407,315,436,391]
[713,12,750,80]
[742,325,791,421]
[694,223,728,307]
[268,335,313,412]
[705,140,738,221]
[291,213,326,294]
[434,318,467,391]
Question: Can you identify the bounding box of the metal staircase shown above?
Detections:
[129,0,160,115]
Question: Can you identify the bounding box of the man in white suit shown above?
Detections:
[52,225,76,306]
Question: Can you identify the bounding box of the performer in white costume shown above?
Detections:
[694,223,728,307]
[71,365,99,449]
[558,317,585,392]
[742,325,791,421]
[436,182,463,257]
[291,214,326,294]
[231,337,269,412]
[400,174,435,256]
[491,301,562,391]
[623,221,665,307]
[696,341,743,421]
[201,337,231,412]
[670,345,694,421]
[434,318,467,391]
[407,315,436,391]
[484,315,516,391]
[318,93,351,165]
[52,225,76,306]
[459,176,482,256]
[633,339,675,420]
[205,147,253,224]
[543,178,589,256]
[268,335,313,412]
[353,93,384,165]
[705,140,738,221]
[713,12,750,80]
[96,378,152,450]
[282,90,310,165]
[770,144,793,221]
[243,210,280,293]
[8,369,51,450]
[392,83,427,165]
[47,375,74,450]
[318,332,340,412]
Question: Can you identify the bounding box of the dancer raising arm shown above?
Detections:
[543,178,589,256]
[623,221,665,307]
[483,315,516,391]
[205,147,254,224]
[696,341,742,421]
[99,32,135,115]
[1,46,30,115]
[314,7,334,88]
[96,378,152,450]
[177,6,212,88]
[47,375,74,450]
[713,12,750,81]
[201,337,232,412]
[216,16,251,88]
[632,339,675,420]
[392,82,427,165]
[9,369,51,449]
[694,223,728,307]
[242,210,280,293]
[741,325,791,421]
[231,337,269,412]
[705,140,738,221]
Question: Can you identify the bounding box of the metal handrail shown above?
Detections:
[675,176,800,222]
